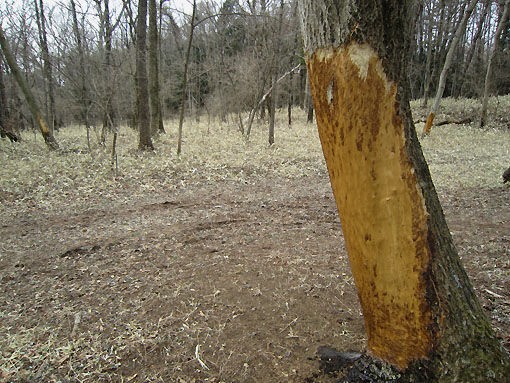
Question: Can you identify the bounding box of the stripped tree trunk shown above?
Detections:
[423,0,479,135]
[299,0,509,381]
[0,26,58,149]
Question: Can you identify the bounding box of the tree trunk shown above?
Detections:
[304,73,314,123]
[479,0,509,128]
[459,0,491,96]
[423,0,479,135]
[0,52,8,137]
[101,0,116,145]
[158,0,165,133]
[177,0,196,156]
[420,0,437,107]
[298,0,509,381]
[0,26,58,149]
[34,0,56,134]
[287,86,292,127]
[136,0,154,150]
[0,52,19,142]
[268,76,276,145]
[266,0,285,146]
[70,0,92,152]
[149,0,164,136]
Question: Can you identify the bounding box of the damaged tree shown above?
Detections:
[298,0,509,381]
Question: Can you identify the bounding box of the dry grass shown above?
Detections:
[1,96,509,217]
[412,95,510,188]
[1,110,325,218]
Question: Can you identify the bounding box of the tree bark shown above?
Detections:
[0,52,8,137]
[0,26,58,149]
[70,0,92,151]
[177,0,196,155]
[34,0,56,133]
[268,76,276,145]
[0,52,19,142]
[149,0,164,136]
[479,0,509,128]
[136,0,154,150]
[99,0,116,145]
[299,0,509,381]
[420,0,437,107]
[267,0,285,146]
[459,0,491,97]
[423,0,479,135]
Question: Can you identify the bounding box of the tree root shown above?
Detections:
[315,346,431,383]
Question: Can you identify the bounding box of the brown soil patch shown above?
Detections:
[1,173,508,382]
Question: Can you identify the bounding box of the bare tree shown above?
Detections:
[299,0,509,381]
[136,0,154,150]
[0,25,58,149]
[267,0,285,146]
[149,0,164,136]
[423,0,479,135]
[177,0,196,155]
[34,0,56,133]
[479,0,509,128]
[70,0,92,151]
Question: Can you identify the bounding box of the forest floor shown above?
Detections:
[1,98,509,382]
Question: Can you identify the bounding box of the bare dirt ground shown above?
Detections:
[1,102,509,382]
[1,175,509,383]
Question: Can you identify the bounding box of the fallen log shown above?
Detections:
[415,116,473,127]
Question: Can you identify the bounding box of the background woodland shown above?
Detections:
[0,0,509,148]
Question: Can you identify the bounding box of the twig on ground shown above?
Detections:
[195,344,209,370]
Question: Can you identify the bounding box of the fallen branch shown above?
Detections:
[70,311,82,338]
[244,63,302,138]
[415,116,473,127]
[257,63,302,109]
[195,344,209,370]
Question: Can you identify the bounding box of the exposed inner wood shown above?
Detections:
[423,112,435,135]
[307,43,434,369]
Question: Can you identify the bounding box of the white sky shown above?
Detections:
[3,0,195,20]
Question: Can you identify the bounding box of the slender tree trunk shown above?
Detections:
[423,0,479,135]
[287,82,293,128]
[102,0,115,145]
[0,53,19,142]
[267,0,285,145]
[34,0,56,133]
[268,76,276,145]
[149,0,164,136]
[70,0,92,152]
[421,0,437,107]
[177,0,196,156]
[426,0,447,105]
[479,0,509,128]
[299,0,509,381]
[303,69,314,123]
[0,26,58,149]
[0,53,7,137]
[136,0,154,150]
[460,0,491,96]
[158,0,165,133]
